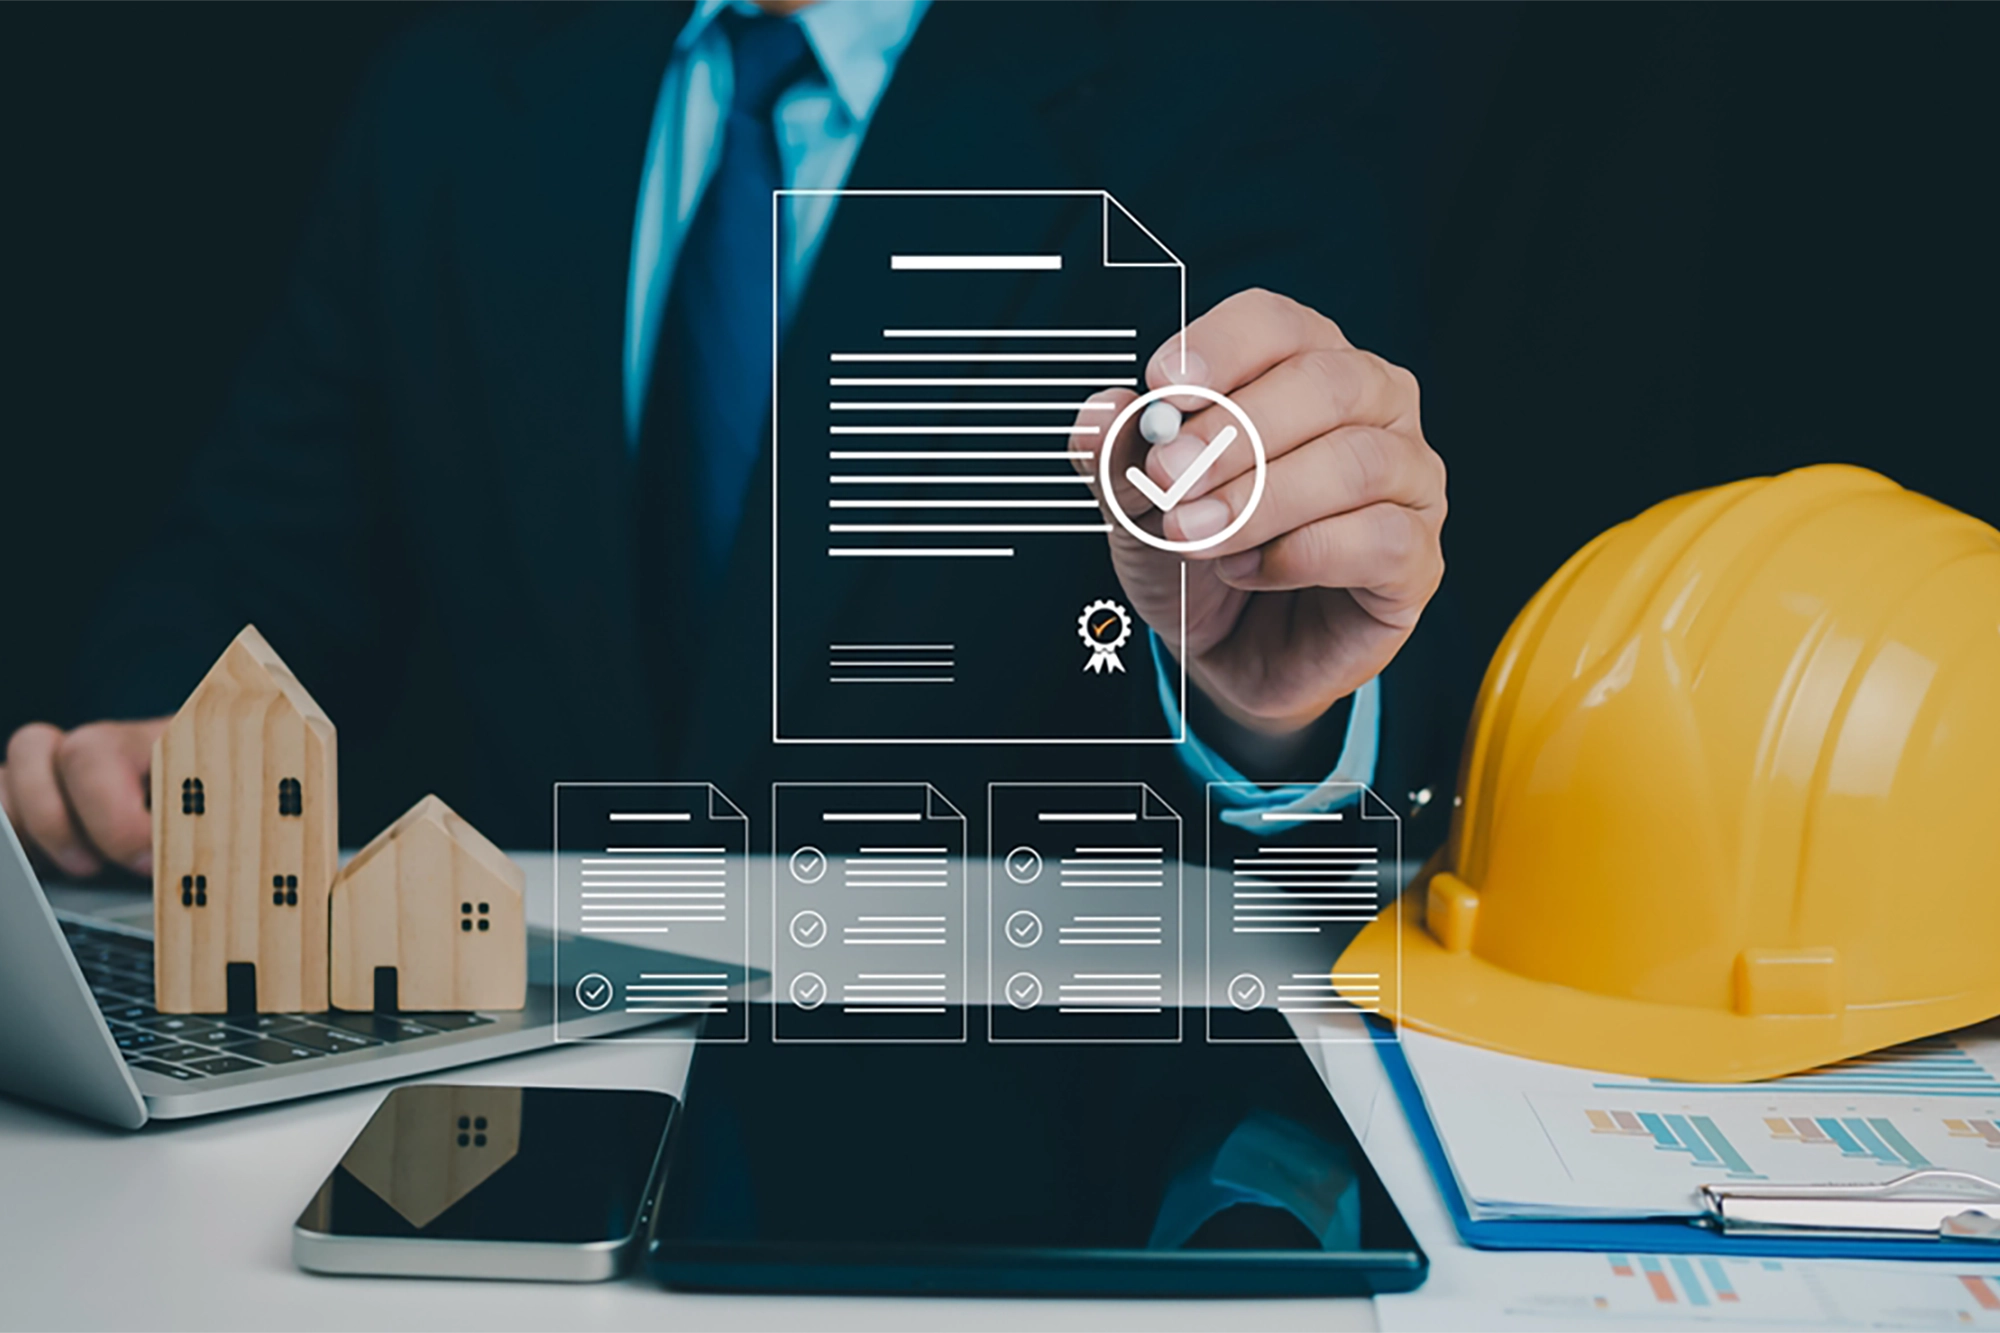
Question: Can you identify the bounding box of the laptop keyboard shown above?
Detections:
[60,916,493,1082]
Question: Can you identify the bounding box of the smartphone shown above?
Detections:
[294,1084,678,1281]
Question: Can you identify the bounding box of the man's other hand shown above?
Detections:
[1,718,168,879]
[1077,288,1446,739]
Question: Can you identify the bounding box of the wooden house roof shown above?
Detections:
[176,624,334,741]
[339,794,523,894]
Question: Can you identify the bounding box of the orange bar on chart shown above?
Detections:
[1646,1270,1676,1303]
[1961,1276,2000,1311]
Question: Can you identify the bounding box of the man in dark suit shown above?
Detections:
[2,2,1455,874]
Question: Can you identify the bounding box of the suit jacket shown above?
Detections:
[78,1,1473,857]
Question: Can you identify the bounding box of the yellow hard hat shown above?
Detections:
[1337,464,2000,1081]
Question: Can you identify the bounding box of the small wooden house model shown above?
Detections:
[329,795,525,1012]
[152,625,337,1013]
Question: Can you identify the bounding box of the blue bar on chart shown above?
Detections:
[1586,1107,1766,1179]
[1591,1034,2000,1097]
[772,783,967,1043]
[552,782,751,1042]
[1765,1114,1933,1168]
[1204,781,1400,1043]
[986,783,1182,1043]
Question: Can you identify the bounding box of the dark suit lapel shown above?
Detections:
[459,3,691,770]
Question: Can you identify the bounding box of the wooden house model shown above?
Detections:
[152,625,337,1013]
[330,794,525,1013]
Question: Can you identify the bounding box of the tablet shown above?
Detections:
[644,1008,1426,1297]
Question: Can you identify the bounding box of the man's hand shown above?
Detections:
[1077,289,1446,738]
[0,718,167,879]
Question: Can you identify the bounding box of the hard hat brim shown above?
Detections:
[1335,870,2000,1084]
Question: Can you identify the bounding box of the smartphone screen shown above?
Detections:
[298,1085,676,1243]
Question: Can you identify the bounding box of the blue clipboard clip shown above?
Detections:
[1702,1169,2000,1241]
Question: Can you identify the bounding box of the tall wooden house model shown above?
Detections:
[152,626,337,1013]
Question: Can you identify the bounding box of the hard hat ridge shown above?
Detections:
[1338,464,2000,1081]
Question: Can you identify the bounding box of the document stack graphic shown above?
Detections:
[986,783,1182,1043]
[772,783,967,1042]
[773,189,1188,743]
[1204,782,1401,1042]
[552,783,750,1042]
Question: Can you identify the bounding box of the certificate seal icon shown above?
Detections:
[1079,599,1132,674]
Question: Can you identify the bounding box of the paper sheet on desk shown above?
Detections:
[1378,1250,2000,1331]
[1308,1027,2000,1333]
[1402,1024,2000,1220]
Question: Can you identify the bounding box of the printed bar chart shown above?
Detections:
[1590,1036,2000,1097]
[1586,1107,1765,1179]
[1380,1249,2000,1330]
[1764,1115,1932,1168]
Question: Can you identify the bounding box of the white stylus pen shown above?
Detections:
[1138,400,1182,446]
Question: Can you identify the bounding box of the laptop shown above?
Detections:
[0,815,740,1128]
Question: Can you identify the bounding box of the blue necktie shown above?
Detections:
[663,11,815,581]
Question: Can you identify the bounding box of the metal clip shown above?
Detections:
[1702,1169,2000,1239]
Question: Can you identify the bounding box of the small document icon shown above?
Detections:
[553,782,750,1043]
[772,783,969,1043]
[987,783,1183,1044]
[1205,782,1400,1044]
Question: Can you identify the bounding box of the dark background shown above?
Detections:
[4,3,1995,759]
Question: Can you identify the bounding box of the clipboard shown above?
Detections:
[1373,1025,2000,1260]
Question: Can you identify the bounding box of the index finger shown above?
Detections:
[1145,288,1351,407]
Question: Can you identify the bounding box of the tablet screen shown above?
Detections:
[646,1008,1424,1297]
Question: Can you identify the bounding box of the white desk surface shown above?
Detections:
[0,860,1379,1333]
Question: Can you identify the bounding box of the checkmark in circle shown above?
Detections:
[1005,972,1042,1010]
[1004,846,1042,884]
[1227,972,1265,1011]
[1097,385,1267,555]
[789,845,826,883]
[1005,910,1042,948]
[789,910,827,949]
[573,972,614,1012]
[790,972,826,1010]
[1125,423,1238,513]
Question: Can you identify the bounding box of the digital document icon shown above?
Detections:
[987,782,1183,1044]
[772,783,968,1043]
[1204,782,1400,1044]
[772,189,1189,744]
[552,783,751,1043]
